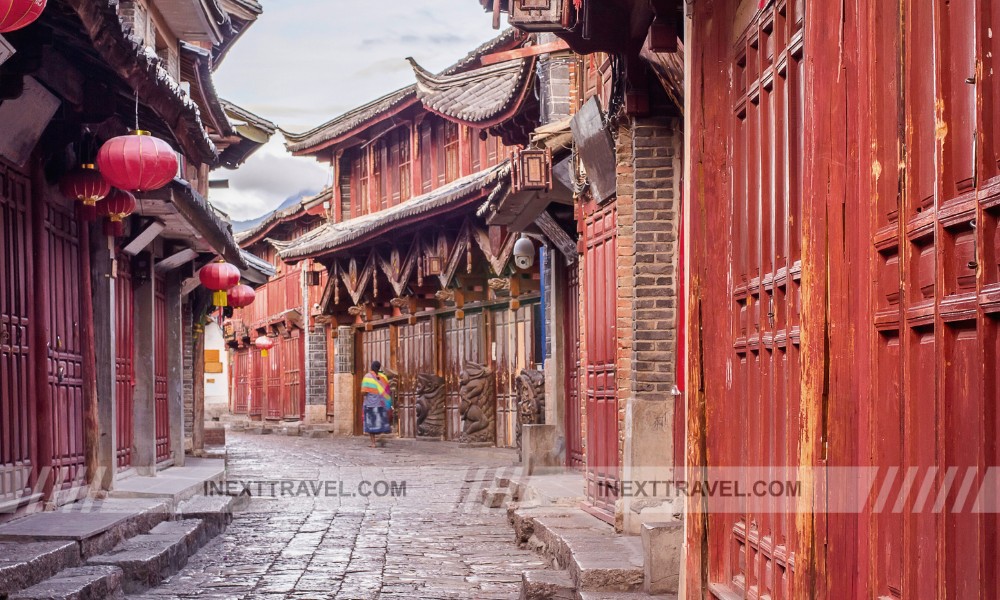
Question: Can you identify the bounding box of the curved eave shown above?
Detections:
[284,90,420,157]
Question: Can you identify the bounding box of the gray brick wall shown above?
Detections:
[182,300,193,440]
[537,34,576,125]
[631,117,681,399]
[306,324,328,406]
[335,326,354,374]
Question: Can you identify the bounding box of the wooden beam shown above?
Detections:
[155,248,198,273]
[480,40,571,66]
[534,210,577,265]
[122,220,166,256]
[181,275,201,296]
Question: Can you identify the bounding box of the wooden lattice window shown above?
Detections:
[390,127,411,204]
[373,140,387,211]
[353,152,369,216]
[444,121,460,183]
[420,122,433,193]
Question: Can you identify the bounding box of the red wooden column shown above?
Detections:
[30,158,54,501]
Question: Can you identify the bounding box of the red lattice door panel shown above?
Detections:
[563,262,583,468]
[0,162,35,505]
[114,254,134,470]
[43,196,87,492]
[583,199,618,518]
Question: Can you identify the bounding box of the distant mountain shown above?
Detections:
[230,189,317,233]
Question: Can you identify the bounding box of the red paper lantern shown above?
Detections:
[96,131,179,192]
[0,0,46,33]
[199,259,241,307]
[254,335,274,357]
[97,188,136,237]
[59,164,110,209]
[228,284,256,309]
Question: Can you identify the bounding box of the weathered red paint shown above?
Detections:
[232,347,251,415]
[492,303,536,448]
[562,262,583,469]
[687,0,1000,598]
[582,199,617,519]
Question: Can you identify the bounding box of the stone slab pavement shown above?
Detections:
[130,433,549,599]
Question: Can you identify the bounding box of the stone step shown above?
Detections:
[513,507,645,593]
[494,474,513,489]
[174,495,237,540]
[520,569,575,600]
[481,487,513,509]
[0,541,80,596]
[0,499,171,559]
[9,565,124,600]
[87,519,205,594]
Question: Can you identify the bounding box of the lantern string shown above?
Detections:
[134,91,140,132]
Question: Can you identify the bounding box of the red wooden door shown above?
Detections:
[114,255,134,470]
[356,326,391,434]
[441,312,485,441]
[43,197,86,491]
[154,277,170,463]
[232,347,250,414]
[280,330,303,420]
[0,162,35,505]
[583,200,618,517]
[492,304,536,449]
[249,345,264,420]
[708,9,804,597]
[396,320,433,438]
[265,337,282,420]
[563,263,583,468]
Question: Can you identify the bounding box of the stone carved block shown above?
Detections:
[515,368,545,450]
[459,361,495,444]
[415,373,446,437]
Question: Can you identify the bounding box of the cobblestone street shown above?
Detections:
[133,433,547,599]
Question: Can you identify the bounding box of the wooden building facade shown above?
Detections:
[0,0,271,517]
[478,0,1000,597]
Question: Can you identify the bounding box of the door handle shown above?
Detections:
[57,366,65,383]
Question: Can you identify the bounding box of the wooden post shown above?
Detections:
[132,253,156,475]
[31,158,53,501]
[79,215,99,487]
[89,223,117,490]
[165,271,185,466]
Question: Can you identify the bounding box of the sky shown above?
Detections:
[209,0,501,221]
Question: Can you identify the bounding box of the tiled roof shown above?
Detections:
[275,162,511,261]
[408,56,535,125]
[236,188,333,246]
[282,29,526,155]
[283,86,418,154]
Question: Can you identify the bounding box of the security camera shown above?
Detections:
[513,234,535,270]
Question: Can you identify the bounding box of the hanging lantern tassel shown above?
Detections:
[199,259,241,308]
[96,188,136,238]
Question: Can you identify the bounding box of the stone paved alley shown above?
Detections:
[131,433,547,599]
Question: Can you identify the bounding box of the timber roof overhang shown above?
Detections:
[181,43,235,139]
[275,162,511,262]
[48,0,219,164]
[142,178,248,269]
[219,100,277,168]
[236,188,332,248]
[408,55,536,129]
[239,249,276,283]
[214,0,263,68]
[283,86,420,157]
[153,0,232,45]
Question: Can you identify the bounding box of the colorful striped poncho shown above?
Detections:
[360,371,392,407]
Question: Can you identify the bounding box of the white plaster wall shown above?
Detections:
[203,318,229,418]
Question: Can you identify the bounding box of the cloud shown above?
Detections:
[210,137,328,221]
[210,0,500,222]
